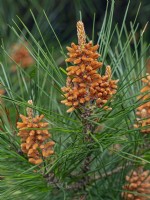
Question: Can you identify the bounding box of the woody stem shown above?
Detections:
[80,106,93,196]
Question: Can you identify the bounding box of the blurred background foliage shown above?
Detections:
[0,0,150,45]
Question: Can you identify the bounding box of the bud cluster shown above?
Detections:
[11,41,35,71]
[122,168,150,200]
[134,74,150,133]
[17,100,55,165]
[61,21,118,112]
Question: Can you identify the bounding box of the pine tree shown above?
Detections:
[0,1,149,199]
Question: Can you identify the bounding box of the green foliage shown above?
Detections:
[0,0,150,199]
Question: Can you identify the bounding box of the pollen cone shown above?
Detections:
[17,100,55,164]
[61,21,118,112]
[134,74,150,134]
[122,168,150,200]
[11,41,35,72]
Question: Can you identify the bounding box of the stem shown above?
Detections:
[47,163,131,190]
[79,105,93,198]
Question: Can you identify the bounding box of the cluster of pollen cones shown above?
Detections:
[122,168,150,200]
[61,21,118,113]
[11,41,35,71]
[17,100,55,165]
[134,74,150,133]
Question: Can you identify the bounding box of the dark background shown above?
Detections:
[0,0,149,45]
